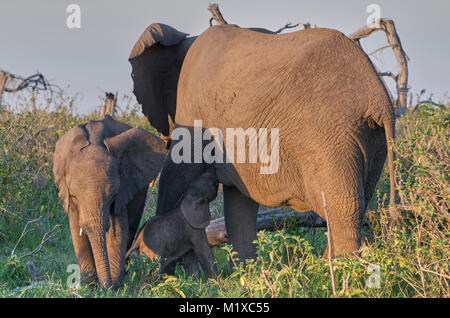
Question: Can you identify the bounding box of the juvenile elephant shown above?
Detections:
[53,115,165,288]
[126,169,218,276]
[129,23,398,264]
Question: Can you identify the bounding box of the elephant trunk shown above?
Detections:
[81,206,112,289]
[88,225,112,288]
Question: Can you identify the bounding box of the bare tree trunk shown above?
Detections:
[349,19,409,115]
[0,73,8,107]
[101,92,117,117]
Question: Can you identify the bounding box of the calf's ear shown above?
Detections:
[179,194,211,229]
[53,125,89,213]
[104,127,166,215]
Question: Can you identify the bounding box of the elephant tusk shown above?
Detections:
[79,228,83,236]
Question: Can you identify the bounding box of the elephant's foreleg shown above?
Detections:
[223,185,259,265]
[106,213,129,287]
[126,186,149,250]
[192,230,217,277]
[68,205,97,284]
[160,251,200,276]
[182,250,201,276]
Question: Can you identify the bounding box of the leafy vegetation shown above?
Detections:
[0,91,448,297]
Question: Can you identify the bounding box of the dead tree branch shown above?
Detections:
[0,69,62,106]
[18,225,61,259]
[10,217,42,258]
[208,3,228,26]
[378,71,398,81]
[349,19,409,115]
[368,44,392,56]
[275,22,300,34]
[412,99,446,113]
[10,216,61,260]
[274,22,312,34]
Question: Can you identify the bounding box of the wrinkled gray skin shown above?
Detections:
[128,24,397,269]
[126,169,218,277]
[53,115,165,288]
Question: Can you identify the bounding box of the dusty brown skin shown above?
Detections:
[126,170,218,277]
[53,115,166,288]
[129,24,396,264]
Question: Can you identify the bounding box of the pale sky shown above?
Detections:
[1,0,449,113]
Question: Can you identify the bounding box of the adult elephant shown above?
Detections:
[129,23,398,263]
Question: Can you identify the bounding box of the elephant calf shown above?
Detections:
[126,169,218,277]
[53,115,166,288]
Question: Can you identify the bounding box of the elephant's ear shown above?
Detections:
[104,127,166,214]
[102,114,133,134]
[179,194,211,229]
[53,125,90,213]
[128,23,195,137]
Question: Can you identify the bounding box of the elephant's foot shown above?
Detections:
[181,251,201,277]
[322,223,361,259]
[160,251,200,277]
[80,269,98,287]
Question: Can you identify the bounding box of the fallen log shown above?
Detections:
[206,208,325,246]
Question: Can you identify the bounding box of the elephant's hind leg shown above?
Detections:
[321,194,365,258]
[310,159,366,258]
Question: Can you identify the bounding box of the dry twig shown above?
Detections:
[322,191,337,296]
[0,70,62,106]
[10,216,62,260]
[208,3,228,26]
[275,22,300,34]
[10,217,42,258]
[18,224,61,259]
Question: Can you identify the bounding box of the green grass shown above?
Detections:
[0,91,448,297]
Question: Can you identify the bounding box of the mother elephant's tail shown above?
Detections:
[384,114,401,222]
[367,97,402,224]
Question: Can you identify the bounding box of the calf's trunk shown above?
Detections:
[89,227,112,288]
